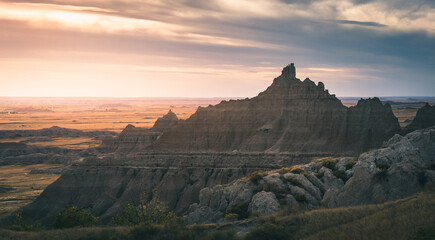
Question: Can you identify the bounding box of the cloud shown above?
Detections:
[333,19,387,27]
[0,0,434,97]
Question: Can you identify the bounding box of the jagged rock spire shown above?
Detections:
[281,63,296,79]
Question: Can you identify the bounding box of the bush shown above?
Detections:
[345,160,357,170]
[112,189,179,226]
[321,158,338,170]
[249,171,266,184]
[290,167,307,176]
[245,223,287,240]
[226,202,249,220]
[53,206,99,229]
[333,169,347,182]
[7,209,43,231]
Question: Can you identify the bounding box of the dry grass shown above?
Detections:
[259,185,435,240]
[0,226,130,240]
[0,164,61,219]
[0,137,101,149]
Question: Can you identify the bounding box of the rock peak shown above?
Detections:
[151,110,179,132]
[281,63,296,79]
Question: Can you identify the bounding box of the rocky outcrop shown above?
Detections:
[323,127,435,207]
[151,110,179,132]
[20,153,315,225]
[185,127,435,224]
[403,103,435,134]
[147,64,400,155]
[99,110,179,154]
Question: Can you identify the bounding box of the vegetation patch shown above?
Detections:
[345,160,357,170]
[6,209,43,231]
[112,189,179,226]
[278,167,291,175]
[332,169,347,182]
[245,223,287,240]
[225,202,249,220]
[321,158,338,170]
[53,206,99,229]
[248,171,267,184]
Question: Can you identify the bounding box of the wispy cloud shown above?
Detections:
[0,0,434,97]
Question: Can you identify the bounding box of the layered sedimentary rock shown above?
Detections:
[403,103,435,134]
[185,127,435,224]
[20,153,314,224]
[100,110,179,154]
[148,64,400,154]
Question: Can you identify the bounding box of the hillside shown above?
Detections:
[1,185,433,240]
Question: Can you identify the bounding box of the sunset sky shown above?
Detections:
[0,0,434,98]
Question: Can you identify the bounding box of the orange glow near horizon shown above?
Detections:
[0,0,434,98]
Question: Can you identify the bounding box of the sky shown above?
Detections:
[0,0,434,98]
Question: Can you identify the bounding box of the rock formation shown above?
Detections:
[147,64,400,154]
[185,127,435,224]
[403,103,435,134]
[99,110,179,154]
[19,153,314,224]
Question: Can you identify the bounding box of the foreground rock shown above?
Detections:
[185,127,435,224]
[323,127,435,207]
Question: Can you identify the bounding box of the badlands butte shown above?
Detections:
[18,64,435,225]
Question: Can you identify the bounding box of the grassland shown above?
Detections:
[0,185,433,240]
[0,97,227,132]
[0,137,101,149]
[0,164,61,219]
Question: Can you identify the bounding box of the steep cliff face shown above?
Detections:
[148,64,400,154]
[404,103,435,134]
[345,98,400,153]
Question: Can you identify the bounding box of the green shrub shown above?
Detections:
[245,223,287,240]
[345,160,357,170]
[333,169,347,182]
[249,171,266,184]
[112,189,180,226]
[285,175,302,187]
[321,158,338,170]
[53,206,99,229]
[6,209,43,231]
[226,202,249,220]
